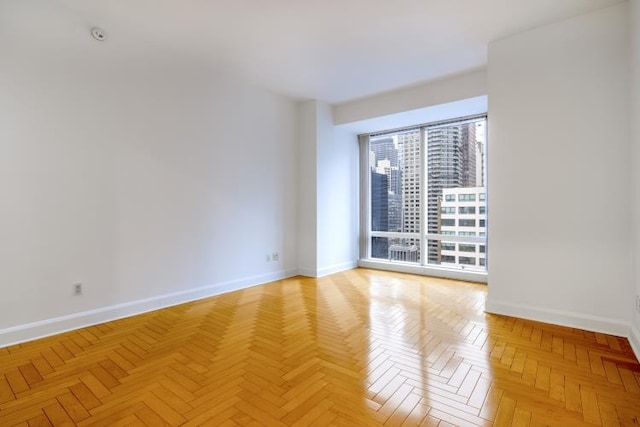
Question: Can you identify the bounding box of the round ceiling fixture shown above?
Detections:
[91,27,106,41]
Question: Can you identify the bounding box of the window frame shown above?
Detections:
[358,114,488,281]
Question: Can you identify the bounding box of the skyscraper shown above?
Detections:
[398,131,421,235]
[370,170,389,258]
[391,130,421,262]
[461,123,477,187]
[425,122,479,263]
[370,137,402,234]
[370,137,397,171]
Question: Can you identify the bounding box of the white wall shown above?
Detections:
[333,69,487,126]
[630,0,640,351]
[316,103,359,276]
[296,101,359,277]
[0,5,298,345]
[487,4,631,335]
[296,101,319,275]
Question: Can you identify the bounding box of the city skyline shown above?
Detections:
[369,118,487,269]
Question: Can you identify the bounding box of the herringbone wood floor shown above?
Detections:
[1,269,639,426]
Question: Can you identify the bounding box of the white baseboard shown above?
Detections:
[316,261,358,278]
[0,268,298,348]
[297,267,317,278]
[297,261,358,278]
[485,299,631,338]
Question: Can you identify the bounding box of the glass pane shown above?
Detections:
[438,238,486,272]
[426,118,487,271]
[370,236,389,259]
[369,129,422,263]
[370,130,421,234]
[370,237,421,263]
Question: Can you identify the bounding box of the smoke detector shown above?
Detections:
[91,27,106,41]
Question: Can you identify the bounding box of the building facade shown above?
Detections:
[439,187,487,270]
[426,122,480,264]
[370,170,389,259]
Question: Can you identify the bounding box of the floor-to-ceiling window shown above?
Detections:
[360,115,487,277]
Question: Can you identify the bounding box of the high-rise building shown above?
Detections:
[425,123,479,263]
[461,123,477,187]
[370,137,402,234]
[475,121,486,187]
[440,187,487,270]
[370,137,397,171]
[398,131,421,235]
[393,130,421,262]
[370,170,389,258]
[476,141,485,187]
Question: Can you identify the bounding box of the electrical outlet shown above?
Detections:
[636,295,640,313]
[272,252,279,261]
[73,283,83,296]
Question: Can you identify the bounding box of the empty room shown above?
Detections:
[1,0,640,425]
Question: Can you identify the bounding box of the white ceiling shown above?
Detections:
[5,0,625,104]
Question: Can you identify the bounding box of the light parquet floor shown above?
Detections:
[1,268,639,426]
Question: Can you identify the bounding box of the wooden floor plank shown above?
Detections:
[56,391,91,423]
[1,269,638,426]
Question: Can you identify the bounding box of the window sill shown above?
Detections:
[358,259,488,284]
